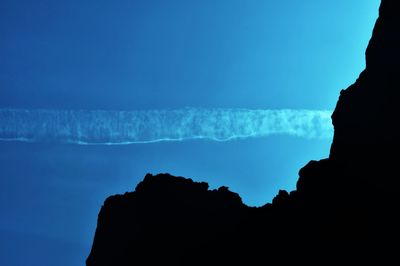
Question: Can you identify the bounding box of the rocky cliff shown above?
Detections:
[87,1,400,264]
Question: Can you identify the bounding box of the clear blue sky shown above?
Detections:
[0,0,379,265]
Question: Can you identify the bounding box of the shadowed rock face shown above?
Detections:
[87,1,400,264]
[329,0,400,194]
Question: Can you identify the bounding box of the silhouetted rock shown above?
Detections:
[87,1,400,264]
[87,174,253,265]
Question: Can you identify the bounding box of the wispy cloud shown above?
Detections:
[0,108,333,144]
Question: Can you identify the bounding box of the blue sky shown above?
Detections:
[0,0,379,265]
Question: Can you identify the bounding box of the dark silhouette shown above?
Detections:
[87,1,400,264]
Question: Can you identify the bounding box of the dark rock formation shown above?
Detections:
[87,1,400,264]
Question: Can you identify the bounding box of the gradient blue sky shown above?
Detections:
[0,0,379,265]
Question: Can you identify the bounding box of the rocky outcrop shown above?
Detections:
[87,1,400,264]
[329,0,400,194]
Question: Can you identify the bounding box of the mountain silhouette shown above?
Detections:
[87,1,399,264]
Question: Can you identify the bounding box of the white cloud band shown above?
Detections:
[0,108,333,144]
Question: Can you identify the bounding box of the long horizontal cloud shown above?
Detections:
[0,108,333,144]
